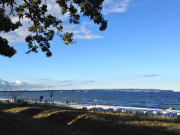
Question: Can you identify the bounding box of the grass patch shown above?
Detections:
[33,109,61,119]
[3,107,36,114]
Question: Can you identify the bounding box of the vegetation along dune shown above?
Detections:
[0,103,179,135]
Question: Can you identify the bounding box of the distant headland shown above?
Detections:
[22,89,174,92]
[103,89,174,92]
[0,89,174,92]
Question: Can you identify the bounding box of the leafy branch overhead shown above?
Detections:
[0,0,107,57]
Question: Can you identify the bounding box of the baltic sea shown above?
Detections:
[0,90,180,110]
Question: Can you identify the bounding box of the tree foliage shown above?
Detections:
[0,0,107,57]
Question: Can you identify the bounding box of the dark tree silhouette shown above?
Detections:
[9,89,24,102]
[0,0,107,57]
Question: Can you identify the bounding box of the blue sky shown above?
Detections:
[0,0,180,91]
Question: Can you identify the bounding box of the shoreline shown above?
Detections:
[54,102,180,118]
[1,98,180,118]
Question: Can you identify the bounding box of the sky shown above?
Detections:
[0,0,180,91]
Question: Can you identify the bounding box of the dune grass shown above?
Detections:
[0,103,179,135]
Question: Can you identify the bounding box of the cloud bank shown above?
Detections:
[0,79,95,90]
[58,80,95,87]
[143,74,159,77]
[0,79,54,90]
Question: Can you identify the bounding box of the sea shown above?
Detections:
[0,90,180,110]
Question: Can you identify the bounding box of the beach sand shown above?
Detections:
[54,102,180,118]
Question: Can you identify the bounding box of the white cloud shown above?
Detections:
[63,22,104,40]
[46,0,69,21]
[103,0,131,14]
[74,34,104,40]
[0,26,30,43]
[103,0,114,5]
[72,22,91,34]
[11,80,23,86]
